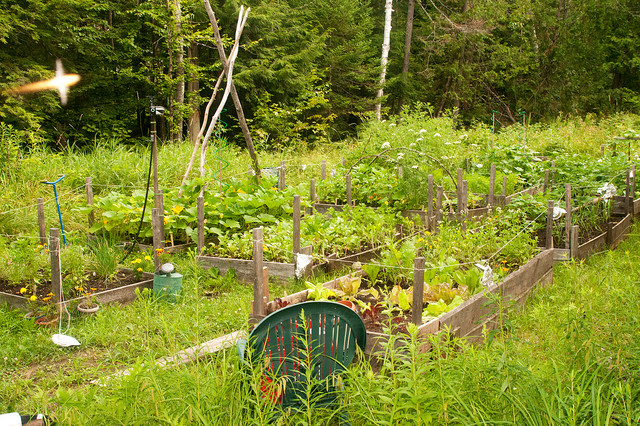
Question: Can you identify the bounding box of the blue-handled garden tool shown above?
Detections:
[42,174,67,246]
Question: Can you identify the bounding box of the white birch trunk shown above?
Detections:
[376,0,393,120]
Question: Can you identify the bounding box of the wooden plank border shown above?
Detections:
[196,255,303,283]
[607,213,632,249]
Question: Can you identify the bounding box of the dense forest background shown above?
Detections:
[1,0,639,149]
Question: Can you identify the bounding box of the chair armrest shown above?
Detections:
[236,339,248,367]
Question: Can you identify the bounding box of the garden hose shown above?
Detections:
[121,142,154,263]
[212,109,230,191]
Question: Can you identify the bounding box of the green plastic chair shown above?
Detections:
[237,301,367,410]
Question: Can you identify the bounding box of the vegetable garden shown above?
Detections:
[2,114,640,423]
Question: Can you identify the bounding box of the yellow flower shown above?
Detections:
[164,217,169,225]
[237,188,246,194]
[90,288,97,291]
[42,296,51,302]
[171,205,184,215]
[270,186,278,191]
[30,295,37,302]
[384,201,389,205]
[103,219,108,224]
[137,267,143,272]
[47,292,54,296]
[155,248,165,254]
[219,213,224,218]
[144,255,151,261]
[20,287,27,294]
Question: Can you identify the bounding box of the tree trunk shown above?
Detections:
[174,0,185,142]
[375,0,393,120]
[399,0,415,109]
[187,42,201,143]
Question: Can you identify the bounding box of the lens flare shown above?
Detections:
[9,59,80,105]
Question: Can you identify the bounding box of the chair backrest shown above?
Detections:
[245,301,367,405]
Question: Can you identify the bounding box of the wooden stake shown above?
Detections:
[632,165,637,213]
[252,227,264,318]
[37,198,47,245]
[310,178,316,203]
[436,186,443,233]
[542,170,548,194]
[398,166,403,179]
[626,167,631,215]
[50,228,62,313]
[262,266,269,311]
[456,168,463,221]
[279,160,285,189]
[565,183,571,249]
[427,174,434,229]
[346,174,352,206]
[197,196,204,255]
[85,177,94,229]
[321,160,327,180]
[502,176,507,197]
[570,225,579,259]
[546,200,554,249]
[461,180,468,232]
[341,156,345,167]
[293,195,301,258]
[488,164,496,207]
[412,257,426,325]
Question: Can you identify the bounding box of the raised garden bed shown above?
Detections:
[256,249,554,356]
[0,269,154,311]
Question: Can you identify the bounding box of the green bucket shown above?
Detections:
[153,272,183,302]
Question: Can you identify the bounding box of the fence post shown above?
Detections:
[321,160,327,180]
[488,164,496,207]
[197,196,204,255]
[626,167,631,215]
[456,168,463,221]
[252,227,265,318]
[502,176,508,198]
[50,228,62,313]
[310,178,316,203]
[85,177,94,229]
[293,195,301,260]
[279,160,286,189]
[461,180,468,232]
[570,225,579,259]
[632,165,637,215]
[398,166,403,179]
[546,201,554,249]
[543,170,549,194]
[435,186,443,233]
[427,174,434,229]
[341,156,345,167]
[37,198,47,245]
[346,174,352,206]
[412,257,426,325]
[565,184,571,249]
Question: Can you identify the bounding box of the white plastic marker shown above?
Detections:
[10,59,80,105]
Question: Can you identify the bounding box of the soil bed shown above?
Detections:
[0,269,147,300]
